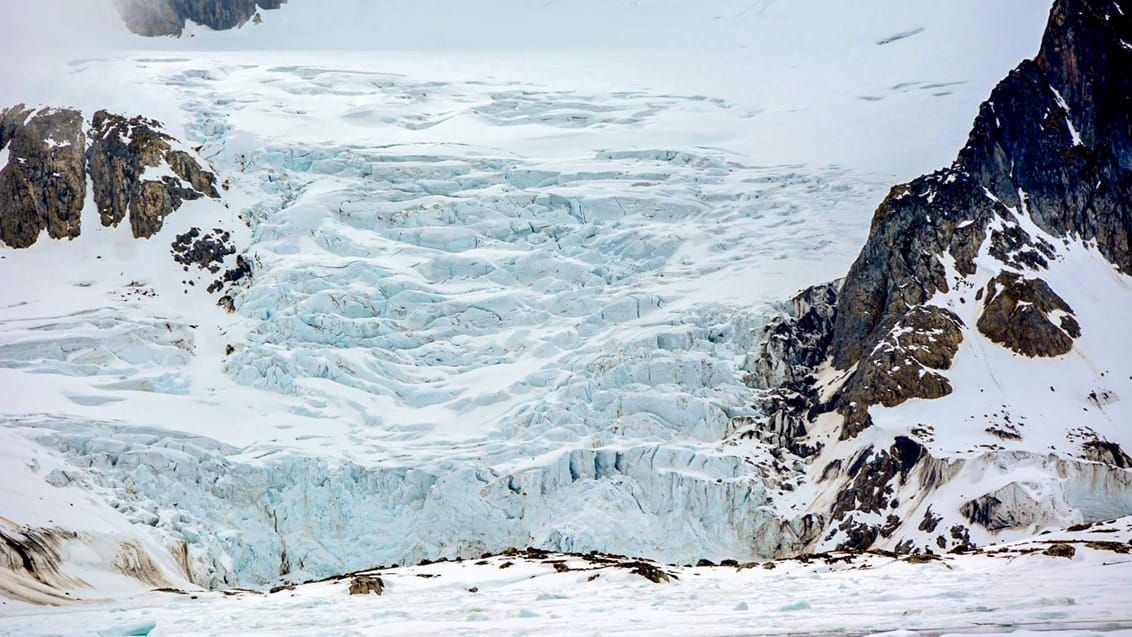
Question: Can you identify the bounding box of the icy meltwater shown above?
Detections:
[0,23,1049,590]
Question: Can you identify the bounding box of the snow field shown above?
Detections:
[3,522,1131,636]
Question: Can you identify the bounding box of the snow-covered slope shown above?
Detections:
[748,0,1132,554]
[0,0,1116,604]
[5,521,1132,636]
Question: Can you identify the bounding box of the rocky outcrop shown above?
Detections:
[837,305,964,438]
[744,282,840,391]
[170,227,253,307]
[744,0,1132,554]
[820,0,1131,435]
[976,272,1080,357]
[115,0,287,37]
[87,111,219,238]
[1082,440,1132,468]
[0,107,86,248]
[0,520,188,603]
[750,0,1131,438]
[960,485,1045,532]
[740,282,841,459]
[0,105,220,247]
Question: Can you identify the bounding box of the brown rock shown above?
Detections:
[1043,543,1076,559]
[0,105,86,248]
[87,111,219,239]
[977,273,1079,357]
[837,306,963,438]
[347,575,384,595]
[1082,439,1132,468]
[115,0,287,37]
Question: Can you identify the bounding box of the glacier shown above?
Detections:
[0,0,1100,603]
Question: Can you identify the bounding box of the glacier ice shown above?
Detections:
[4,37,1110,595]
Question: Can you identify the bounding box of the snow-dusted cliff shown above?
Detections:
[746,0,1132,555]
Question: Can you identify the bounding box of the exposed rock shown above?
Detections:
[837,305,964,439]
[1084,540,1131,554]
[745,281,841,390]
[87,111,219,239]
[1044,543,1076,559]
[740,282,841,458]
[0,525,88,603]
[1082,439,1132,468]
[816,0,1132,433]
[977,272,1080,357]
[113,542,172,588]
[1,106,221,247]
[829,171,988,371]
[967,0,1132,275]
[209,255,253,296]
[918,507,942,533]
[831,438,925,523]
[949,524,974,552]
[960,483,1044,531]
[115,0,287,37]
[0,105,86,248]
[347,575,384,595]
[172,227,236,274]
[739,0,1132,555]
[627,561,675,584]
[825,436,951,551]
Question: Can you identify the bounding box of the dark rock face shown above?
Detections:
[170,226,253,307]
[744,0,1132,554]
[967,0,1132,274]
[0,106,86,248]
[745,282,840,391]
[959,484,1043,531]
[826,436,937,551]
[87,111,219,238]
[976,272,1080,357]
[171,227,236,273]
[741,282,841,458]
[817,0,1132,435]
[115,0,287,37]
[1082,439,1132,468]
[0,105,220,248]
[837,305,964,439]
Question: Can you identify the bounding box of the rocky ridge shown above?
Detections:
[1,105,219,247]
[743,0,1132,553]
[0,104,249,302]
[87,111,220,238]
[0,107,86,249]
[115,0,288,37]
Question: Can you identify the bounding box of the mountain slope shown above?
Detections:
[750,0,1132,553]
[115,0,287,37]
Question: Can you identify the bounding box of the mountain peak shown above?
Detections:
[115,0,287,37]
[751,0,1132,552]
